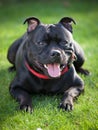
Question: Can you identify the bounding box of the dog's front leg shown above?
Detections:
[10,87,33,113]
[59,86,84,111]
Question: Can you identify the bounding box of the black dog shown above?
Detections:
[7,17,89,113]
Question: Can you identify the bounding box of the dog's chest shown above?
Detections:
[29,77,67,94]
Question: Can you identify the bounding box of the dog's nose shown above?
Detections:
[50,50,61,58]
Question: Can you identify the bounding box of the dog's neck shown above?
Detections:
[25,61,69,79]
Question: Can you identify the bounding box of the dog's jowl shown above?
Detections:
[7,17,90,113]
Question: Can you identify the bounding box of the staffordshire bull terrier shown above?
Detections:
[7,17,89,113]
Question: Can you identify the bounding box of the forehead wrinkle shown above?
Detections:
[45,24,73,42]
[46,24,62,40]
[36,24,73,42]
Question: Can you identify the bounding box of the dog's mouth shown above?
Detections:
[44,63,66,78]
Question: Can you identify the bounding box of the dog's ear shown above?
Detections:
[59,17,76,33]
[24,17,40,32]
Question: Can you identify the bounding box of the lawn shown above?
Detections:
[0,0,98,130]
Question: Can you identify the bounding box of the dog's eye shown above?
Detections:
[37,41,47,46]
[60,40,68,47]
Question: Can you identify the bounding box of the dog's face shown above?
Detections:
[24,17,76,78]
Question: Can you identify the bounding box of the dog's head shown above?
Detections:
[24,17,76,78]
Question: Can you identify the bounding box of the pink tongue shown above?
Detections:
[47,64,61,78]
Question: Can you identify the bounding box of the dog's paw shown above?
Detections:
[76,68,91,76]
[59,98,74,111]
[19,104,33,113]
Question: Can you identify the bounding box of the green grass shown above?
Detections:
[0,0,98,130]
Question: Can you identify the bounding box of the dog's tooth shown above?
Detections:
[44,64,48,69]
[60,64,66,71]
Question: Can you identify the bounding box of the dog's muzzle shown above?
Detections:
[44,50,76,78]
